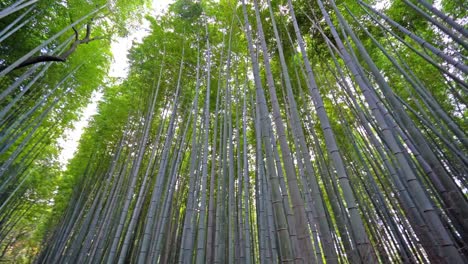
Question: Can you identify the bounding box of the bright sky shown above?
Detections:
[57,0,174,169]
[56,90,102,167]
[110,0,174,77]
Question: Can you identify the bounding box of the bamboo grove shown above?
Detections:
[0,0,467,263]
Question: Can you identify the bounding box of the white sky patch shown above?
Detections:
[57,90,102,168]
[109,0,174,78]
[109,21,150,78]
[153,0,174,14]
[374,0,390,10]
[57,0,174,169]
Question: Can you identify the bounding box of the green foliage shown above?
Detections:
[0,0,150,261]
[171,0,203,20]
[1,0,467,262]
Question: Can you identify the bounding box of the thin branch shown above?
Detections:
[5,20,104,71]
[72,26,79,41]
[84,23,92,40]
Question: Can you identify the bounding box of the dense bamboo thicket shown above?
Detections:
[0,0,467,263]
